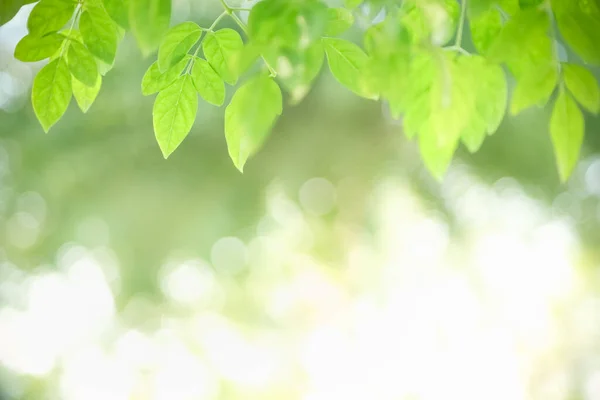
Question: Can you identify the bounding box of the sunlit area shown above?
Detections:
[2,0,600,399]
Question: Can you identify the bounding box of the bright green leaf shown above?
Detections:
[323,37,375,99]
[344,0,362,9]
[469,7,503,54]
[153,74,198,158]
[190,57,225,106]
[31,57,72,132]
[72,73,102,113]
[510,64,558,115]
[14,32,65,62]
[129,0,171,56]
[102,0,129,29]
[324,7,354,36]
[224,74,282,172]
[158,22,202,72]
[562,63,600,114]
[550,88,585,181]
[79,9,118,64]
[27,0,75,37]
[552,0,600,65]
[141,56,190,96]
[203,29,244,85]
[67,40,98,87]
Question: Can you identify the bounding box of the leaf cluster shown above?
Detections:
[7,0,600,179]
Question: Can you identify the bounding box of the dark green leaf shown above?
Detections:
[0,0,36,25]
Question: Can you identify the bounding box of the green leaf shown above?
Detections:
[510,64,558,115]
[14,32,65,62]
[203,29,244,86]
[562,63,600,114]
[153,74,198,158]
[67,40,98,87]
[158,22,202,72]
[403,52,480,177]
[344,0,363,9]
[102,0,129,29]
[322,37,375,99]
[487,9,553,79]
[460,56,508,152]
[0,0,36,25]
[469,7,503,54]
[400,0,460,46]
[550,88,585,181]
[72,73,102,113]
[31,57,72,132]
[190,57,225,106]
[552,0,600,65]
[248,0,328,50]
[141,56,190,96]
[224,74,282,172]
[79,9,118,64]
[27,0,75,37]
[324,7,354,36]
[129,0,171,56]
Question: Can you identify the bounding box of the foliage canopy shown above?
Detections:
[3,0,600,180]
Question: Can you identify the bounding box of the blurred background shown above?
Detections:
[2,1,600,399]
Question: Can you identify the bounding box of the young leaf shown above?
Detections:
[203,29,244,85]
[322,37,375,99]
[27,0,75,37]
[224,74,282,172]
[487,9,553,79]
[153,74,198,158]
[102,0,129,29]
[550,89,585,181]
[14,33,65,62]
[67,40,99,87]
[552,0,600,65]
[79,9,118,64]
[324,7,354,36]
[460,56,508,152]
[562,63,600,114]
[469,7,502,54]
[31,57,72,132]
[510,64,558,115]
[141,56,190,96]
[129,0,171,56]
[72,73,102,113]
[158,22,202,72]
[191,57,225,106]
